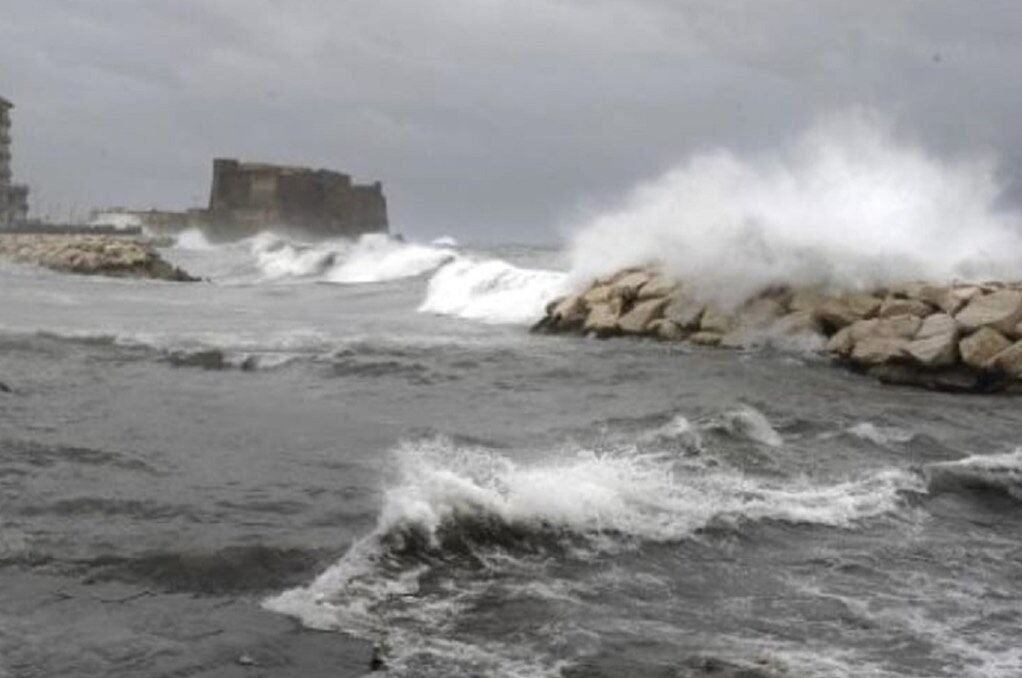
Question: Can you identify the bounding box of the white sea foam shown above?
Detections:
[925,449,1022,500]
[846,422,916,446]
[714,406,784,447]
[232,232,458,284]
[418,258,568,324]
[568,112,1022,307]
[325,233,456,283]
[173,227,216,251]
[265,435,920,628]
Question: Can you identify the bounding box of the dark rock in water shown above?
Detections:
[369,640,389,671]
[167,349,228,370]
[0,381,11,393]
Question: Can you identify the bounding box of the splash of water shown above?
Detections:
[569,113,1022,306]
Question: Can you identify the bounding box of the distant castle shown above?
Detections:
[95,159,389,239]
[206,158,388,236]
[1,93,388,238]
[0,97,30,226]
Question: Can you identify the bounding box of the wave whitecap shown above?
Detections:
[418,258,567,324]
[925,449,1022,500]
[265,433,921,627]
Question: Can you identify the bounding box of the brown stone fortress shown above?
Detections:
[206,158,388,237]
[94,158,389,240]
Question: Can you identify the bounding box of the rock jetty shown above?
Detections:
[0,234,196,281]
[533,267,1022,393]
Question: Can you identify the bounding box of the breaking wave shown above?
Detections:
[925,449,1022,500]
[249,232,457,283]
[568,112,1022,306]
[264,430,922,673]
[418,258,567,324]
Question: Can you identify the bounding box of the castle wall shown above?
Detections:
[206,158,388,237]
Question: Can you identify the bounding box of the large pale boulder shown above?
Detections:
[700,305,734,334]
[826,326,854,355]
[719,298,788,347]
[814,293,882,330]
[648,319,686,341]
[583,303,619,337]
[610,271,652,301]
[905,332,957,367]
[879,297,932,318]
[850,337,908,366]
[916,285,967,315]
[663,291,705,330]
[873,315,923,339]
[789,287,826,313]
[915,313,957,340]
[689,331,723,346]
[990,340,1022,379]
[954,289,1022,335]
[582,284,612,305]
[548,294,587,330]
[736,297,786,329]
[618,298,668,334]
[636,275,678,301]
[771,310,822,337]
[959,327,1012,369]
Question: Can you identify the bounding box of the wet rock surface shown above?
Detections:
[0,234,197,281]
[534,267,1022,393]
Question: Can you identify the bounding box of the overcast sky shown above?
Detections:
[2,0,1022,243]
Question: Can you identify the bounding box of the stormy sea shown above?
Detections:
[3,125,1022,677]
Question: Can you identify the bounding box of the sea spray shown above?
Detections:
[568,112,1022,307]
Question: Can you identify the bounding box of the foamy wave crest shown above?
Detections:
[245,232,455,283]
[925,449,1022,500]
[419,259,567,324]
[173,227,216,251]
[326,234,456,283]
[266,436,921,623]
[569,112,1022,306]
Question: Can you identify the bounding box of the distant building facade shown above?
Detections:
[0,97,30,226]
[207,159,388,237]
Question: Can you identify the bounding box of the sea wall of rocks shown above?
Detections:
[0,234,196,282]
[533,267,1022,392]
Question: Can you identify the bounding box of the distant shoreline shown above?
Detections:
[0,232,196,281]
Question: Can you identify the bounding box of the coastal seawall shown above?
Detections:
[0,233,196,281]
[534,267,1022,393]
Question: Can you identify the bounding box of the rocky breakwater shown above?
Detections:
[533,268,1022,393]
[0,234,196,281]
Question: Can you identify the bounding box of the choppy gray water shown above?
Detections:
[2,233,1022,677]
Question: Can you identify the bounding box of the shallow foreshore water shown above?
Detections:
[2,233,1022,677]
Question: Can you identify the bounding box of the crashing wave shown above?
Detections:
[924,449,1022,500]
[174,227,216,251]
[418,258,567,324]
[170,230,457,284]
[711,406,784,447]
[265,434,920,629]
[325,233,456,283]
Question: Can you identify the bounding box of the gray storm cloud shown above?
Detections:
[2,0,1021,242]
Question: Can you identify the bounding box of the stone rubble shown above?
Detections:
[533,266,1022,392]
[0,234,197,281]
